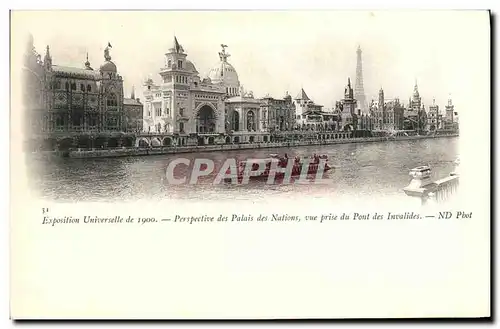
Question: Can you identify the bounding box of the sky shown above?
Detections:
[12,10,490,112]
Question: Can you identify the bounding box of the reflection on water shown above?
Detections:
[27,138,459,202]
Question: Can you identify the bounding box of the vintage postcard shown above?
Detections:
[10,10,490,319]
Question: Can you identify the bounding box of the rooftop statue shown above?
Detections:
[104,42,112,61]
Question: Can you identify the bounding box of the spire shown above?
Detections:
[43,45,52,70]
[295,88,310,100]
[84,52,92,70]
[348,77,351,87]
[44,45,51,60]
[131,85,135,99]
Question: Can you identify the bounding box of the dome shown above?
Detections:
[208,61,239,87]
[100,60,117,73]
[186,60,198,74]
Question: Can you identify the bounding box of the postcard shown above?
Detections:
[10,10,490,319]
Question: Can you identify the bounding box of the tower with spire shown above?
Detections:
[354,45,367,113]
[143,36,227,134]
[341,77,357,130]
[84,52,93,70]
[43,45,52,71]
[445,95,455,129]
[428,97,440,131]
[410,80,422,110]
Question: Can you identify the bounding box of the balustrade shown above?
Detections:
[403,161,460,205]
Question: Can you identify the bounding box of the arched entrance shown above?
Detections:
[231,111,240,131]
[225,136,231,144]
[107,138,118,148]
[196,105,217,133]
[208,137,215,145]
[163,137,172,146]
[137,138,150,148]
[249,136,255,143]
[246,110,256,131]
[151,137,161,147]
[77,136,91,149]
[198,137,205,146]
[58,138,74,151]
[343,124,353,131]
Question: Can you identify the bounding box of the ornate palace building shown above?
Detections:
[427,98,442,131]
[22,35,143,151]
[142,37,226,138]
[403,81,427,132]
[369,87,405,131]
[260,92,295,132]
[142,38,298,144]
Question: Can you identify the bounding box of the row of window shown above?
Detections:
[226,87,238,95]
[50,81,95,93]
[167,59,183,69]
[196,94,218,100]
[175,76,188,84]
[52,115,119,127]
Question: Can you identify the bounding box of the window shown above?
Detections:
[179,108,183,117]
[56,115,64,127]
[177,60,182,69]
[55,80,61,89]
[65,82,69,91]
[167,59,171,68]
[106,93,118,107]
[87,84,92,92]
[80,84,85,92]
[71,83,76,91]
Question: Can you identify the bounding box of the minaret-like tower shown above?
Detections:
[355,45,366,113]
[445,95,454,124]
[43,45,52,71]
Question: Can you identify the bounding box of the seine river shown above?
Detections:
[28,137,459,202]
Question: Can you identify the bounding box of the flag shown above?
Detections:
[108,42,112,48]
[174,36,180,52]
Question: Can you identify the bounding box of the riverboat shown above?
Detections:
[225,154,333,183]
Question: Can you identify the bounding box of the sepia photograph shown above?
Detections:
[18,10,468,204]
[9,9,491,320]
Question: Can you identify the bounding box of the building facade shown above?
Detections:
[142,37,226,136]
[444,97,459,130]
[370,87,404,131]
[259,92,295,132]
[340,78,357,130]
[22,36,143,151]
[403,81,427,132]
[123,87,144,133]
[427,98,441,131]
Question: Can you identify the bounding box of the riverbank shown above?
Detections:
[60,133,458,159]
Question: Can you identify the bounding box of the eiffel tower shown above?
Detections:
[355,45,367,113]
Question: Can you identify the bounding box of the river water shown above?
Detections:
[27,137,459,203]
